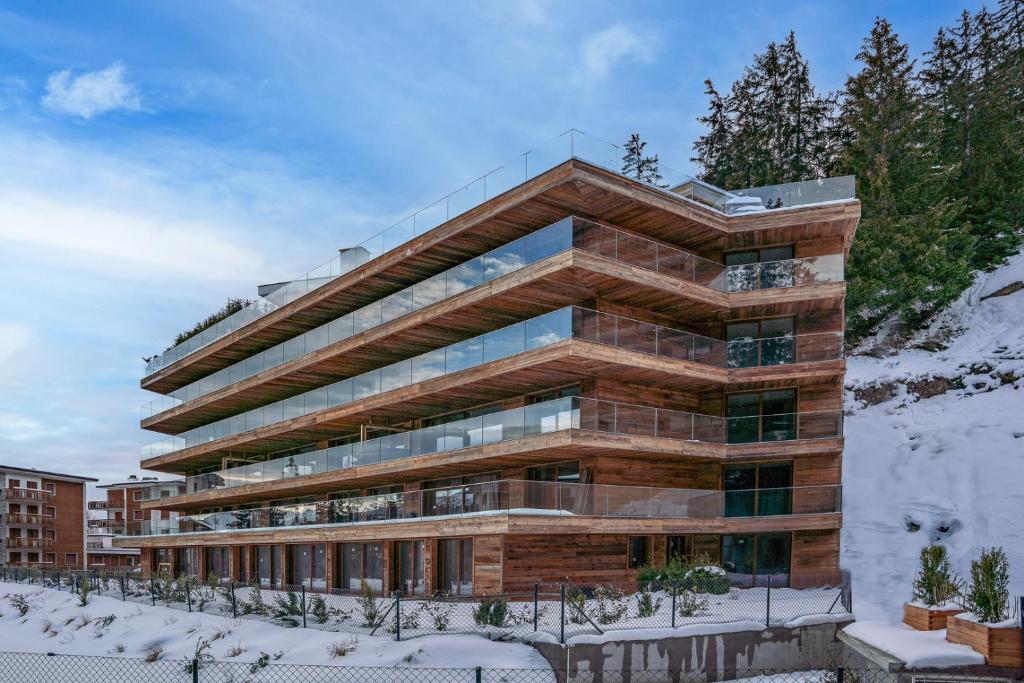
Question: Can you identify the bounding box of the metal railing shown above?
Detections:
[141,215,843,417]
[3,513,54,526]
[4,537,55,549]
[1,488,54,502]
[142,306,844,458]
[143,129,854,376]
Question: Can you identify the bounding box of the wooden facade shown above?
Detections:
[124,160,859,595]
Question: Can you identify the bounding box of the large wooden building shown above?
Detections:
[122,154,858,595]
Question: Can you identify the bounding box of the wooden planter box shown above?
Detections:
[903,602,963,631]
[946,613,1024,668]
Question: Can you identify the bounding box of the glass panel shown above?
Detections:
[723,465,756,517]
[721,534,754,576]
[756,533,792,577]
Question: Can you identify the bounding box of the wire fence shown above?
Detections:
[1,567,852,644]
[0,651,1007,683]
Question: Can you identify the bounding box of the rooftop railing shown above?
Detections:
[141,216,843,418]
[152,480,842,537]
[174,396,843,497]
[142,306,844,459]
[143,130,855,376]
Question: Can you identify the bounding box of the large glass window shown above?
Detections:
[526,460,581,510]
[726,318,795,368]
[340,542,383,592]
[726,389,797,443]
[421,473,499,517]
[205,546,230,581]
[721,533,792,584]
[628,537,650,569]
[289,544,327,589]
[725,246,796,290]
[723,462,793,517]
[254,545,282,588]
[174,547,198,576]
[666,536,691,563]
[438,538,473,596]
[395,540,425,596]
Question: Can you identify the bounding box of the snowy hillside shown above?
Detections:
[842,250,1024,621]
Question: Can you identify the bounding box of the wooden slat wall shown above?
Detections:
[502,534,631,592]
[473,535,504,596]
[790,529,841,588]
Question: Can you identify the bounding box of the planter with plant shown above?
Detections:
[903,544,963,630]
[945,547,1022,667]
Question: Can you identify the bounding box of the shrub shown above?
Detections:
[676,589,710,618]
[686,566,730,595]
[912,545,961,607]
[422,594,454,631]
[238,584,270,616]
[78,578,92,607]
[308,594,336,625]
[592,585,628,625]
[182,639,213,675]
[963,547,1010,623]
[473,597,509,627]
[635,585,663,618]
[355,580,385,628]
[271,590,303,627]
[250,652,270,674]
[327,636,358,658]
[565,587,589,624]
[8,594,29,617]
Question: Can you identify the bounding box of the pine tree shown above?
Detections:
[692,80,733,188]
[621,133,664,186]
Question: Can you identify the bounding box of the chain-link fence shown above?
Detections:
[0,567,852,644]
[0,651,1009,683]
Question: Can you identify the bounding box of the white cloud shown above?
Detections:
[579,24,657,80]
[41,62,141,119]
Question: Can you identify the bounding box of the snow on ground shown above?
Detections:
[0,582,550,670]
[842,621,984,668]
[843,251,1024,621]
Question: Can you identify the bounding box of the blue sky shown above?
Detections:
[0,0,982,486]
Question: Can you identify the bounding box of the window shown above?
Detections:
[289,544,326,589]
[174,547,198,575]
[339,543,382,591]
[27,505,38,514]
[45,507,55,518]
[133,490,143,501]
[254,545,282,588]
[666,536,692,563]
[64,553,79,567]
[526,460,581,509]
[133,510,144,521]
[154,548,173,572]
[721,533,792,584]
[726,318,795,368]
[437,538,473,596]
[395,541,425,595]
[723,463,793,517]
[421,472,500,517]
[421,402,503,428]
[526,385,581,404]
[44,483,55,494]
[9,552,21,564]
[28,552,39,563]
[628,537,650,569]
[726,389,797,443]
[724,246,796,291]
[45,553,56,565]
[26,481,38,490]
[8,479,20,488]
[45,529,56,541]
[205,547,230,581]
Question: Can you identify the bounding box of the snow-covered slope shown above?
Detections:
[842,251,1024,621]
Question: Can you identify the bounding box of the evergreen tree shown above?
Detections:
[692,80,733,188]
[621,133,664,185]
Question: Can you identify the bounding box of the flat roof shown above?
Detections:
[0,464,98,483]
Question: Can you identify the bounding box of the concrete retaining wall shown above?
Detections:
[531,620,853,682]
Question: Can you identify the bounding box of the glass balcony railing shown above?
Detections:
[175,396,843,497]
[142,306,844,459]
[148,480,842,536]
[141,216,843,418]
[143,129,855,377]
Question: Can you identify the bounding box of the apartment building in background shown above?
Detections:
[121,135,859,595]
[1,465,96,569]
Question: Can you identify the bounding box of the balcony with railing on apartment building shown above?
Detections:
[142,306,844,461]
[1,488,54,502]
[141,216,845,419]
[88,500,123,511]
[3,537,55,549]
[141,130,854,380]
[131,479,841,539]
[2,512,55,526]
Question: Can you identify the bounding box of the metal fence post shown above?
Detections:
[231,583,237,619]
[192,657,200,683]
[533,584,539,632]
[301,585,307,629]
[120,575,126,602]
[394,591,401,642]
[150,576,156,607]
[186,580,192,612]
[475,666,482,683]
[765,576,772,628]
[559,584,566,645]
[836,665,844,683]
[671,581,677,628]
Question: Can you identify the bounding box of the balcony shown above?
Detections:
[5,537,55,549]
[142,216,844,418]
[88,501,121,511]
[3,513,54,526]
[143,306,844,459]
[145,480,841,537]
[142,128,855,379]
[167,396,842,499]
[1,488,54,502]
[90,518,127,530]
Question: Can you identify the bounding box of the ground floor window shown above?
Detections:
[721,533,791,584]
[628,536,651,569]
[45,552,57,565]
[289,544,327,589]
[666,535,691,563]
[63,553,77,567]
[437,538,473,596]
[254,545,283,588]
[339,542,383,592]
[395,540,425,595]
[205,546,230,580]
[175,547,198,576]
[8,552,21,564]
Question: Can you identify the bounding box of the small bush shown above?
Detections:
[93,614,117,631]
[356,580,386,628]
[473,597,509,627]
[327,636,358,658]
[963,547,1010,623]
[250,652,270,674]
[912,545,961,607]
[78,578,92,606]
[271,591,303,627]
[686,566,730,595]
[592,585,628,625]
[308,594,338,625]
[238,584,270,616]
[635,585,663,618]
[422,594,454,631]
[8,594,29,616]
[225,643,245,658]
[182,639,213,675]
[676,589,710,618]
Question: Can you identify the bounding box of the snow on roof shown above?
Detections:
[842,621,984,668]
